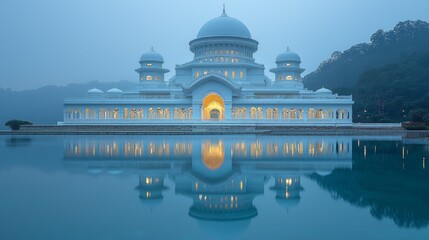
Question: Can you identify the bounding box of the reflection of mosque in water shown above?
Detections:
[64,135,352,221]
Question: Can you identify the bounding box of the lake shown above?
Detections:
[0,134,428,240]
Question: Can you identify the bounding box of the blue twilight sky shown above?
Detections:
[1,0,429,90]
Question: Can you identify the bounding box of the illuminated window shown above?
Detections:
[226,50,229,54]
[147,63,152,67]
[195,71,200,79]
[204,70,208,75]
[236,50,239,55]
[231,71,236,79]
[231,49,234,54]
[220,57,224,62]
[224,71,228,78]
[146,75,153,80]
[210,50,213,55]
[286,63,290,67]
[155,76,160,80]
[240,71,244,78]
[235,58,239,62]
[286,75,293,80]
[279,75,283,80]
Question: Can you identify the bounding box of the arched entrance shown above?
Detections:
[203,93,225,120]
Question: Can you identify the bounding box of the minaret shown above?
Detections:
[135,47,169,87]
[270,47,305,88]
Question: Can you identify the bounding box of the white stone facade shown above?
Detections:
[62,9,353,126]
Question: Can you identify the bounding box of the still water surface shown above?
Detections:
[0,135,428,240]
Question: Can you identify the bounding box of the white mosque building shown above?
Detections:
[62,8,353,126]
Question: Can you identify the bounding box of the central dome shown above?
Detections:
[196,10,251,39]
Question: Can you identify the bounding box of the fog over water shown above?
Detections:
[1,0,429,90]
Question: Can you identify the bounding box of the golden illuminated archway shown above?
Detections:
[202,93,225,120]
[202,140,224,170]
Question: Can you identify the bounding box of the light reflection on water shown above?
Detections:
[0,135,428,240]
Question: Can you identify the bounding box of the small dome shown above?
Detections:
[107,88,123,94]
[140,47,164,63]
[87,88,103,94]
[197,9,251,39]
[316,87,332,94]
[276,47,301,63]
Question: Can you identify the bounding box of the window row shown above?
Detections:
[198,57,240,63]
[232,107,350,120]
[277,75,297,81]
[141,75,162,81]
[195,70,244,79]
[195,49,253,58]
[66,107,193,120]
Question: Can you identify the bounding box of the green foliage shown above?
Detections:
[5,119,32,130]
[304,20,429,90]
[353,52,429,123]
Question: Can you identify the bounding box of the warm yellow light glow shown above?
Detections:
[239,180,244,191]
[286,75,293,80]
[146,63,152,67]
[146,177,152,185]
[195,182,199,191]
[364,145,367,158]
[202,93,225,120]
[146,75,152,80]
[202,140,224,170]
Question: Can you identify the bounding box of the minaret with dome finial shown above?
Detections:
[135,47,169,87]
[270,46,305,88]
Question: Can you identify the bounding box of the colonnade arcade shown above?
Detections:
[65,106,350,121]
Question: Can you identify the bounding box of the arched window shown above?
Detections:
[266,108,273,119]
[231,71,236,79]
[146,75,153,80]
[240,71,244,79]
[273,108,279,119]
[297,109,304,119]
[112,108,119,119]
[180,108,187,119]
[282,108,289,119]
[124,108,129,119]
[157,108,163,118]
[195,71,200,79]
[257,107,263,119]
[290,108,297,119]
[174,108,180,119]
[130,108,137,119]
[155,76,160,80]
[250,107,257,119]
[138,108,144,119]
[286,75,293,80]
[188,108,193,119]
[308,108,315,119]
[148,108,155,119]
[164,108,170,119]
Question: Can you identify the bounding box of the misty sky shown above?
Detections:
[1,0,429,90]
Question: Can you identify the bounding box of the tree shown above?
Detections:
[5,119,33,130]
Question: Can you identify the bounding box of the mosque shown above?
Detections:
[62,8,353,126]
